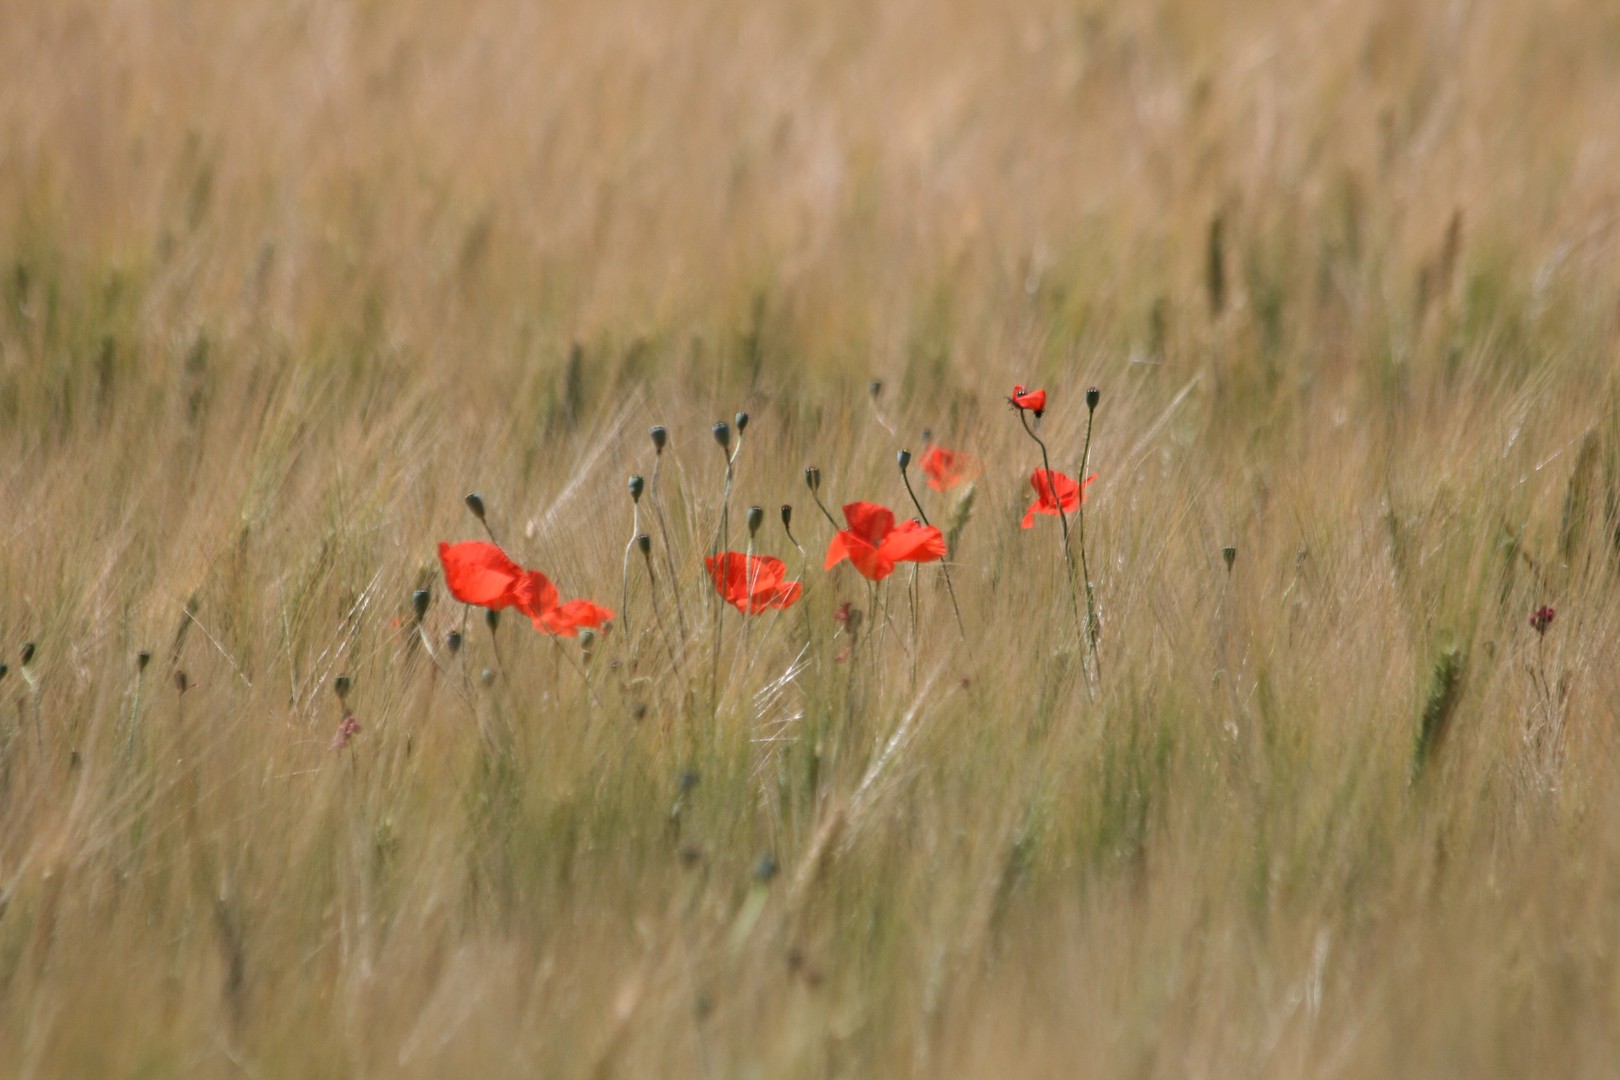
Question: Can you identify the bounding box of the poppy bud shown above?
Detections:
[0,664,8,681]
[869,379,883,399]
[464,492,486,521]
[747,505,764,536]
[412,589,430,620]
[447,630,463,654]
[137,650,152,673]
[898,448,912,471]
[636,533,652,555]
[485,608,500,631]
[734,411,749,433]
[20,642,35,666]
[628,474,645,502]
[650,425,668,453]
[712,421,731,450]
[1222,546,1237,572]
[805,466,821,492]
[174,670,190,694]
[579,628,597,659]
[333,675,352,701]
[780,504,793,528]
[1086,386,1100,412]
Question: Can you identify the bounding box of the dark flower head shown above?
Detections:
[650,425,668,453]
[464,492,486,521]
[1530,605,1556,635]
[628,475,645,502]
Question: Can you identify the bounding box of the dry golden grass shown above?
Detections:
[4,0,1620,1075]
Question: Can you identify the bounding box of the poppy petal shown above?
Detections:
[880,520,947,564]
[535,599,613,636]
[438,541,526,609]
[769,580,803,609]
[841,502,896,547]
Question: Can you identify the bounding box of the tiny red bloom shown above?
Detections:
[330,712,360,751]
[706,552,803,614]
[919,445,968,490]
[437,540,613,637]
[1021,469,1096,528]
[1530,605,1556,635]
[824,501,947,581]
[1009,384,1047,417]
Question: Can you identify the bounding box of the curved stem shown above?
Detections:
[1020,410,1084,646]
[650,457,688,642]
[900,464,965,639]
[1071,409,1101,676]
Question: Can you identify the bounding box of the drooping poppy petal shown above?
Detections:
[880,519,947,564]
[510,568,562,620]
[825,530,896,581]
[919,446,967,490]
[537,598,615,636]
[707,552,801,614]
[438,541,527,609]
[841,502,896,547]
[1010,385,1047,416]
[1021,470,1094,528]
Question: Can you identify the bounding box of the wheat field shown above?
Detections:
[3,0,1620,1076]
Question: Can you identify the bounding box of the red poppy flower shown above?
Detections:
[919,445,968,490]
[1021,470,1096,528]
[1009,384,1046,417]
[705,552,803,614]
[1530,605,1556,635]
[437,541,613,637]
[824,501,947,581]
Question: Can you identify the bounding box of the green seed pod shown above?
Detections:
[628,474,645,502]
[464,492,486,521]
[747,505,764,536]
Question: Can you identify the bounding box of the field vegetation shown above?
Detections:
[4,0,1620,1075]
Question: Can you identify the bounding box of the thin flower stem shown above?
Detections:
[650,457,688,642]
[1069,408,1102,677]
[899,462,966,638]
[1020,409,1085,645]
[641,549,683,676]
[620,505,640,639]
[711,449,735,712]
[549,636,606,715]
[811,489,841,530]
